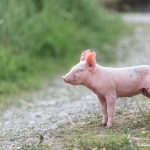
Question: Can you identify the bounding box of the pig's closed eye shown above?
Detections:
[80,69,83,72]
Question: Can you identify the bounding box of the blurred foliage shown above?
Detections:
[0,0,126,98]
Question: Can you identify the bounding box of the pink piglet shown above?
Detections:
[62,49,150,128]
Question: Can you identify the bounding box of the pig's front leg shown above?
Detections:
[105,94,117,128]
[98,96,108,126]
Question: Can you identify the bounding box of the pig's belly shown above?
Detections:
[117,88,142,97]
[116,82,142,97]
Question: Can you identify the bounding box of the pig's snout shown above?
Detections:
[62,76,68,83]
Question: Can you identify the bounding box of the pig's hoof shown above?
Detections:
[106,125,112,128]
[101,122,107,126]
[106,123,113,128]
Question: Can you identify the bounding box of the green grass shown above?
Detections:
[0,0,127,108]
[79,134,136,150]
[55,111,150,150]
[21,144,51,150]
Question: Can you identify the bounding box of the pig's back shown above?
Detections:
[105,65,150,77]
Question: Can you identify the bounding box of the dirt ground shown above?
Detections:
[0,13,150,150]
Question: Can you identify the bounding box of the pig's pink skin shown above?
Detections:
[63,51,150,128]
[84,65,150,128]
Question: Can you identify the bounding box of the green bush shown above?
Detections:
[0,0,124,57]
[0,0,126,98]
[0,48,30,81]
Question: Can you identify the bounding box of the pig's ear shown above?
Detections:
[80,49,91,62]
[86,52,96,71]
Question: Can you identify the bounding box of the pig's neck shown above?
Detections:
[82,65,101,93]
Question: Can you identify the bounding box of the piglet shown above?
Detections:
[62,49,150,128]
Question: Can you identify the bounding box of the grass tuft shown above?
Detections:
[79,134,136,150]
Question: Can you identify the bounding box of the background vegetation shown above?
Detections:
[0,0,125,98]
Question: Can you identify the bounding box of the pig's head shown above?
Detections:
[62,49,96,85]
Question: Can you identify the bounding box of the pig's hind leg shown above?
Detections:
[142,88,150,99]
[142,76,150,99]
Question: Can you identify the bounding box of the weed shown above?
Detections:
[131,107,150,129]
[116,108,123,115]
[136,104,150,121]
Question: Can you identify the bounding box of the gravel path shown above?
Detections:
[122,13,150,24]
[0,13,150,150]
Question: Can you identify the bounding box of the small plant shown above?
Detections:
[116,108,123,115]
[131,105,150,129]
[57,123,66,129]
[136,104,149,121]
